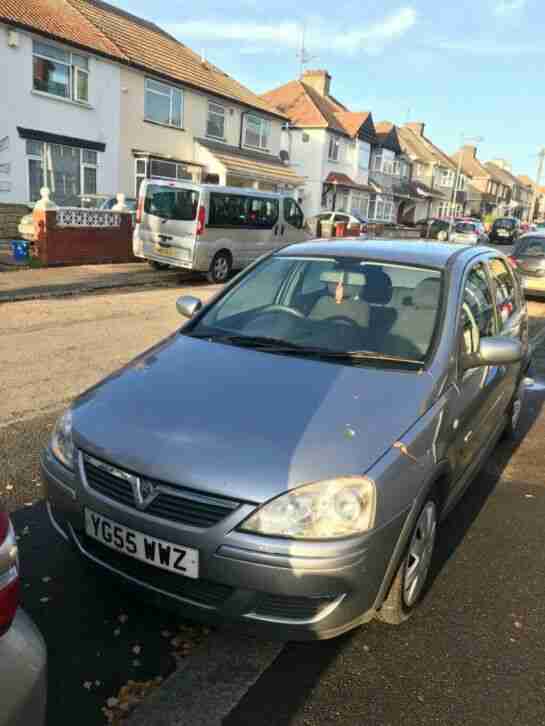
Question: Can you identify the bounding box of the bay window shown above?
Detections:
[243,115,271,151]
[358,142,370,171]
[32,41,89,103]
[26,140,98,205]
[145,79,183,128]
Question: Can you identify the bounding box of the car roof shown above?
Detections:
[279,238,479,268]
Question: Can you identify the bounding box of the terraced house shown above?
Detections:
[484,160,532,220]
[263,70,403,223]
[396,122,468,223]
[451,144,510,218]
[0,0,302,209]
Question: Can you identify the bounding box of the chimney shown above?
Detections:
[301,69,331,97]
[462,144,477,158]
[404,121,425,137]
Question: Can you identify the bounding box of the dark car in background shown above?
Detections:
[417,218,451,240]
[510,233,545,298]
[489,217,520,245]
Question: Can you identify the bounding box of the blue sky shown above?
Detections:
[118,0,542,178]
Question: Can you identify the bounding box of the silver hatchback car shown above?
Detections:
[42,240,529,640]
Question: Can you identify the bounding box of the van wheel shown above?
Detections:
[376,496,438,625]
[207,252,232,283]
[148,261,169,271]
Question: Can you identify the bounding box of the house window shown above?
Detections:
[26,140,99,205]
[328,136,341,162]
[150,158,193,181]
[207,102,226,140]
[352,192,369,218]
[243,115,271,151]
[135,158,147,197]
[437,168,454,187]
[144,79,183,128]
[32,41,89,103]
[372,152,382,171]
[358,142,370,171]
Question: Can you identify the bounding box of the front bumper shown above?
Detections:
[42,448,407,640]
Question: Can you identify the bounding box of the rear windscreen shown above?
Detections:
[144,184,199,221]
[495,218,516,229]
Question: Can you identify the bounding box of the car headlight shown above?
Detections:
[50,409,75,470]
[240,477,376,539]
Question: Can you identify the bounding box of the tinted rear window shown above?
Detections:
[208,193,279,228]
[144,184,199,221]
[494,218,516,229]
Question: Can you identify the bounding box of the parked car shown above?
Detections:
[417,218,451,240]
[0,509,47,726]
[42,240,529,640]
[133,180,311,283]
[489,217,520,244]
[449,221,489,246]
[307,211,368,237]
[509,233,545,298]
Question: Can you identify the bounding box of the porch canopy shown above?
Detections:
[324,172,373,193]
[196,139,306,188]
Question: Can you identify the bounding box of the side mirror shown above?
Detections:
[176,295,202,319]
[461,336,522,370]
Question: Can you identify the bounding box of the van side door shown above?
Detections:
[280,198,307,245]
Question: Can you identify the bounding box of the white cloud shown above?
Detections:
[493,0,526,16]
[166,8,417,56]
[433,38,543,56]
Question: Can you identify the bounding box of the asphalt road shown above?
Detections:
[2,282,545,726]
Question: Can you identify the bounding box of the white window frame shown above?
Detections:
[372,152,383,172]
[328,135,341,162]
[206,102,226,140]
[358,141,370,171]
[243,114,271,151]
[144,78,184,129]
[32,40,89,103]
[26,140,98,203]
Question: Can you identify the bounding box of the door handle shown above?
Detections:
[464,430,473,443]
[274,225,279,235]
[281,225,285,234]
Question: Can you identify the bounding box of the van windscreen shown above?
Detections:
[144,184,199,221]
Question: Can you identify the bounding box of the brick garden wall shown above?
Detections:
[33,209,136,266]
[0,203,32,239]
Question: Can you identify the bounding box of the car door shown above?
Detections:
[515,237,545,296]
[448,260,505,486]
[279,198,308,245]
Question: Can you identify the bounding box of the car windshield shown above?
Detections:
[188,256,443,364]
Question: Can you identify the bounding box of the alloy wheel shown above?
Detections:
[403,501,437,608]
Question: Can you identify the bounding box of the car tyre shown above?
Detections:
[207,251,232,284]
[148,261,169,271]
[503,380,525,440]
[376,495,439,625]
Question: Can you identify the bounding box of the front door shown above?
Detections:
[448,261,506,488]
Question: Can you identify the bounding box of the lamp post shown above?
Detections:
[449,134,483,237]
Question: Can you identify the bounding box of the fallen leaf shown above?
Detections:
[95,680,101,687]
[132,645,141,655]
[106,697,119,708]
[114,628,121,637]
[42,576,52,583]
[132,659,141,667]
[40,596,50,603]
[514,621,523,629]
[118,614,128,624]
[161,630,172,638]
[83,681,93,691]
[6,485,13,491]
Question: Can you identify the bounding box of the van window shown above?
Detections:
[284,198,304,229]
[144,185,199,221]
[209,193,279,229]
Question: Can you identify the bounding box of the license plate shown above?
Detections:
[498,230,509,237]
[84,509,199,578]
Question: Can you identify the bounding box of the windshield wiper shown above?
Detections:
[188,332,421,365]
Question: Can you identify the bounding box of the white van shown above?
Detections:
[133,180,311,283]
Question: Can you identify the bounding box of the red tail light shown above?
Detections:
[196,205,206,236]
[508,255,518,269]
[136,194,144,225]
[0,512,19,636]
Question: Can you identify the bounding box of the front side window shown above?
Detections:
[207,102,226,140]
[518,236,545,257]
[243,115,271,150]
[144,184,199,221]
[191,257,442,362]
[488,257,517,325]
[283,198,304,229]
[209,192,279,228]
[145,79,183,128]
[33,41,89,102]
[460,263,495,355]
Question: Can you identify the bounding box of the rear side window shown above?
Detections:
[518,236,545,257]
[489,258,517,324]
[144,185,199,221]
[209,193,279,228]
